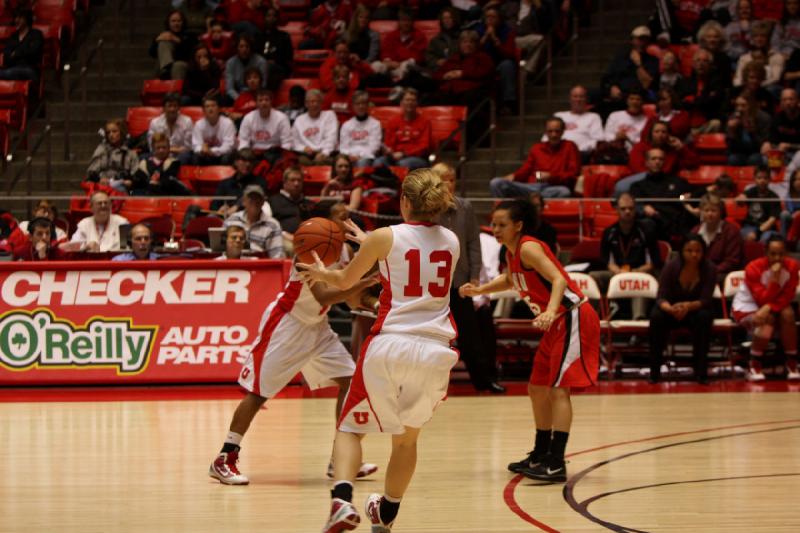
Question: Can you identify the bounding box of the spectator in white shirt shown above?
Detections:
[147,92,193,164]
[65,191,129,252]
[238,89,292,166]
[292,89,339,166]
[338,90,382,167]
[604,90,648,151]
[546,85,604,162]
[191,95,237,165]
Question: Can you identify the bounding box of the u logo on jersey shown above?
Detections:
[240,367,250,379]
[353,412,369,425]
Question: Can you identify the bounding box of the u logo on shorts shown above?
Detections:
[354,412,369,425]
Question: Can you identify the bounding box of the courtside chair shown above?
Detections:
[605,272,659,376]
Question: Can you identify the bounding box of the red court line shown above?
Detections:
[503,417,800,531]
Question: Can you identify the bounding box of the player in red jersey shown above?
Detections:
[460,199,600,482]
[299,168,460,533]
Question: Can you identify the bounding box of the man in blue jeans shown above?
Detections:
[489,117,580,198]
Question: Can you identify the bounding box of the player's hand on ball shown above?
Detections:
[459,283,480,298]
[296,251,327,285]
[343,219,367,244]
[532,310,556,331]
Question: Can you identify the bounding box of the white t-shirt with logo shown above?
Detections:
[238,109,293,151]
[338,115,382,159]
[291,110,339,156]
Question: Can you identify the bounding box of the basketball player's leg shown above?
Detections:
[332,377,351,419]
[508,353,553,474]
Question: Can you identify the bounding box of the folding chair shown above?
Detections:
[605,272,659,375]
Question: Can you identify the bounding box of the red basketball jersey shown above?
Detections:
[506,235,584,315]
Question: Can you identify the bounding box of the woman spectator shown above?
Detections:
[733,21,785,89]
[319,40,374,92]
[628,120,698,175]
[658,50,689,96]
[726,94,771,166]
[131,133,190,196]
[320,154,370,213]
[725,0,753,63]
[425,7,461,71]
[648,234,717,384]
[181,44,222,105]
[86,119,139,193]
[691,193,744,283]
[698,20,733,84]
[732,60,775,113]
[149,10,196,80]
[772,0,800,58]
[228,67,263,122]
[203,20,235,68]
[477,5,518,114]
[644,87,691,140]
[345,4,380,63]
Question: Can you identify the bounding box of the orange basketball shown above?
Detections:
[294,217,345,266]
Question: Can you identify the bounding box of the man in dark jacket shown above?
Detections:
[595,26,659,117]
[211,149,268,215]
[630,147,694,241]
[0,8,43,81]
[258,7,293,91]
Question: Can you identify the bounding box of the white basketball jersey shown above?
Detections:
[267,266,329,325]
[372,222,460,342]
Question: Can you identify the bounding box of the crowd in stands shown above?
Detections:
[5,0,800,383]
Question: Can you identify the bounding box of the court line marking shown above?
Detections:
[502,417,800,531]
[563,425,800,532]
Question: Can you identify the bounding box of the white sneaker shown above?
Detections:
[322,498,360,533]
[327,462,379,479]
[208,451,249,485]
[747,367,766,381]
[365,493,393,533]
[786,368,800,380]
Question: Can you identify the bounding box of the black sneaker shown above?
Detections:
[520,455,567,482]
[507,450,544,474]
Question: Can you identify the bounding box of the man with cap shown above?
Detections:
[224,185,285,257]
[112,223,160,261]
[211,148,269,216]
[595,25,659,117]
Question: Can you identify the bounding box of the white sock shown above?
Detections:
[383,493,402,503]
[225,431,243,446]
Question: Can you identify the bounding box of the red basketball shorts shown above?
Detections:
[530,302,600,388]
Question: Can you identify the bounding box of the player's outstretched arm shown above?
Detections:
[298,227,393,290]
[459,273,513,298]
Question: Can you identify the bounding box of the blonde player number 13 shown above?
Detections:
[403,249,453,298]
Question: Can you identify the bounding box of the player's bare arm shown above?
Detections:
[520,240,567,331]
[310,274,380,307]
[459,272,512,298]
[298,227,393,289]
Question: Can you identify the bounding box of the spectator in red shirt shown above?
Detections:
[229,67,263,123]
[372,8,427,84]
[301,0,353,50]
[622,120,699,184]
[374,88,432,170]
[226,0,267,41]
[642,87,691,141]
[202,20,235,68]
[319,40,374,92]
[12,218,66,261]
[433,30,495,105]
[490,117,581,198]
[323,64,356,122]
[477,4,519,113]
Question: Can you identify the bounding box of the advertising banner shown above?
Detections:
[0,260,291,385]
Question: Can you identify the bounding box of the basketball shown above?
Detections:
[294,217,345,266]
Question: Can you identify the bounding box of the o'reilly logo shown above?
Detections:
[0,309,157,375]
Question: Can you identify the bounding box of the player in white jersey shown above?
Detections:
[208,249,380,486]
[299,168,460,533]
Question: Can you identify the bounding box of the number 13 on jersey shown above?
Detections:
[403,249,453,297]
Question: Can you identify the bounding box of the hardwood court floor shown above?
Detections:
[2,392,799,532]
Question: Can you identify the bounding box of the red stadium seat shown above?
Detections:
[368,20,398,34]
[422,106,466,152]
[191,165,235,195]
[182,106,205,123]
[581,165,630,198]
[753,0,784,20]
[126,107,162,139]
[680,165,728,185]
[0,109,9,158]
[184,215,223,243]
[118,198,172,224]
[33,23,62,70]
[583,200,617,238]
[303,165,331,196]
[724,198,748,226]
[0,80,29,132]
[278,21,306,48]
[277,0,311,22]
[569,238,601,264]
[293,49,331,77]
[692,133,728,164]
[138,214,175,244]
[273,78,318,106]
[140,79,184,106]
[542,199,581,247]
[370,106,401,129]
[171,197,212,236]
[33,3,75,45]
[200,31,235,63]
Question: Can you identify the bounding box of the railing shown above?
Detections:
[4,126,53,216]
[62,37,104,161]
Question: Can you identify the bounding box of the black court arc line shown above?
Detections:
[562,424,800,533]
